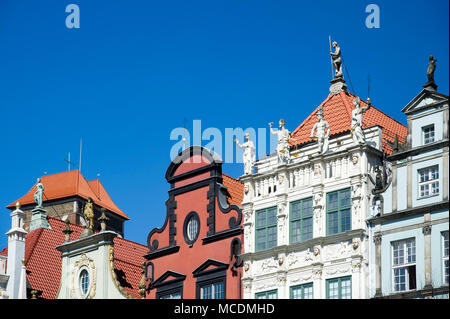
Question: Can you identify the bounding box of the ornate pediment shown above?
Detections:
[402,89,449,115]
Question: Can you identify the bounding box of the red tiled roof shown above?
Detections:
[1,217,146,299]
[6,170,129,220]
[223,174,244,206]
[290,91,407,155]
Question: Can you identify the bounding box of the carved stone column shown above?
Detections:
[242,278,253,299]
[312,186,324,238]
[276,195,288,246]
[312,262,323,299]
[373,234,382,297]
[423,223,432,289]
[243,203,253,253]
[351,256,363,299]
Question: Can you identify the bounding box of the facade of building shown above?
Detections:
[367,80,449,298]
[1,170,146,299]
[144,146,244,299]
[239,75,407,299]
[6,170,129,237]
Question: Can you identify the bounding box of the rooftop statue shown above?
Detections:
[269,119,290,163]
[351,97,371,145]
[424,55,438,90]
[310,105,330,154]
[235,133,256,175]
[33,178,44,208]
[83,197,95,230]
[330,41,343,79]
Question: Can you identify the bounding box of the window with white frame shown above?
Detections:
[422,125,435,145]
[418,166,439,198]
[392,238,416,292]
[443,231,449,285]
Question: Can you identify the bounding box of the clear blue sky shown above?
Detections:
[0,0,448,249]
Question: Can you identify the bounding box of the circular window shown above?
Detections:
[79,269,90,297]
[183,212,200,245]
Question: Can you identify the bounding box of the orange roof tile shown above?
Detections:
[6,170,129,220]
[222,174,244,206]
[1,217,146,299]
[290,91,407,155]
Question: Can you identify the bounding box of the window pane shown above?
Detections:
[303,199,313,216]
[303,285,313,299]
[328,193,338,210]
[201,285,212,299]
[256,229,266,251]
[291,202,302,220]
[340,189,351,207]
[340,209,351,232]
[214,282,224,299]
[291,220,301,243]
[267,208,277,225]
[256,211,266,227]
[328,212,339,235]
[444,232,449,257]
[341,278,351,299]
[328,280,339,299]
[302,217,313,241]
[394,268,406,291]
[267,226,277,248]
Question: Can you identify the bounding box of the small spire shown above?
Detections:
[98,208,110,231]
[15,202,21,209]
[62,219,74,242]
[367,97,371,105]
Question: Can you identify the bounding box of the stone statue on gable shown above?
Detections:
[269,119,290,163]
[33,178,44,208]
[351,97,371,145]
[310,105,330,154]
[235,133,256,175]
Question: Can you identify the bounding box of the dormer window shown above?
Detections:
[422,125,435,145]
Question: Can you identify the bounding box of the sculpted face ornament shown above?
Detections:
[352,154,359,165]
[313,246,320,256]
[352,238,360,250]
[244,184,249,195]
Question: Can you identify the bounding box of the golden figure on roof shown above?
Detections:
[83,197,95,230]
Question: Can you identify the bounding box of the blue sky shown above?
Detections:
[0,0,448,249]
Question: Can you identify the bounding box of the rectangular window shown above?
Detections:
[326,188,351,235]
[255,289,278,299]
[290,198,313,243]
[443,231,449,285]
[200,281,225,299]
[255,207,277,251]
[290,283,313,299]
[422,125,435,145]
[326,276,351,299]
[392,238,416,292]
[418,166,439,198]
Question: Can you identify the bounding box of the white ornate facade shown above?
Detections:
[240,124,386,299]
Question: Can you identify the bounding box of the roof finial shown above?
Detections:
[62,218,74,242]
[98,208,110,231]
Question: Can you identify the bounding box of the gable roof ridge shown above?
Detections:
[338,91,354,119]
